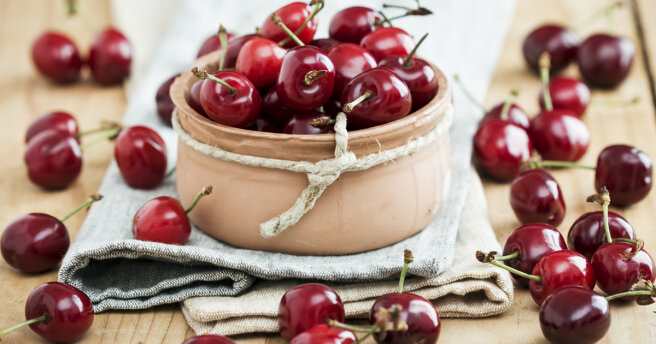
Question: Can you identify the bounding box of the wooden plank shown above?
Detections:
[635,0,656,111]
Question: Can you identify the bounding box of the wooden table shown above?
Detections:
[1,0,655,342]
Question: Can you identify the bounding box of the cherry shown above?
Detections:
[88,28,132,85]
[592,241,655,300]
[249,116,281,133]
[522,24,579,74]
[197,30,235,57]
[261,0,323,48]
[276,46,335,111]
[290,324,356,344]
[262,86,297,125]
[360,27,414,62]
[510,169,566,227]
[538,76,591,116]
[25,130,82,190]
[539,286,610,344]
[569,211,635,259]
[323,99,342,118]
[155,74,177,126]
[31,32,82,84]
[183,334,235,344]
[25,111,79,143]
[0,282,93,342]
[223,34,258,70]
[594,144,652,207]
[283,111,334,135]
[1,194,101,273]
[473,119,532,182]
[236,36,287,88]
[308,38,340,52]
[189,81,206,116]
[327,43,376,100]
[340,67,412,129]
[329,6,384,43]
[114,125,167,189]
[193,68,261,127]
[577,33,635,88]
[500,223,567,286]
[278,283,345,341]
[133,186,211,245]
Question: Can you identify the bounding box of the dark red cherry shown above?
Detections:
[236,37,287,88]
[568,211,635,259]
[189,80,206,116]
[529,250,596,305]
[510,169,566,227]
[283,111,334,135]
[340,68,412,129]
[25,130,82,190]
[261,2,319,47]
[529,109,590,161]
[591,242,655,300]
[323,99,342,118]
[223,34,258,69]
[479,102,530,130]
[25,111,79,143]
[539,286,610,344]
[197,31,235,57]
[278,283,345,341]
[309,38,340,52]
[155,75,177,126]
[277,46,335,111]
[183,335,235,344]
[369,292,441,344]
[197,70,262,127]
[378,55,437,111]
[31,32,82,84]
[290,324,356,344]
[539,77,591,116]
[473,119,532,182]
[594,145,652,207]
[360,27,414,62]
[88,28,132,85]
[329,6,384,43]
[249,116,281,133]
[501,223,567,286]
[262,87,297,125]
[114,126,167,189]
[522,24,579,74]
[577,33,635,88]
[327,43,376,99]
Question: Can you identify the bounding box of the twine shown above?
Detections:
[172,104,454,238]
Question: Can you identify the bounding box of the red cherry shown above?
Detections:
[501,223,567,286]
[25,111,79,143]
[568,211,635,259]
[222,34,258,69]
[591,242,655,300]
[539,77,591,116]
[249,116,281,133]
[539,287,610,344]
[479,101,530,130]
[114,126,167,189]
[340,68,412,129]
[360,27,414,62]
[155,75,177,126]
[197,31,235,57]
[577,33,634,88]
[195,69,262,128]
[183,334,235,344]
[189,80,206,116]
[278,283,345,341]
[529,109,590,161]
[594,145,652,207]
[473,119,532,182]
[308,38,340,52]
[236,37,287,88]
[522,24,579,74]
[31,32,82,84]
[261,2,319,47]
[329,6,384,43]
[323,99,342,118]
[369,293,440,344]
[277,46,335,111]
[510,169,566,227]
[88,28,132,85]
[25,130,82,190]
[327,43,377,100]
[378,48,437,111]
[262,87,298,125]
[290,324,356,344]
[529,250,596,305]
[283,111,335,135]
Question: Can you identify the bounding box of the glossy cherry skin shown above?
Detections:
[25,111,79,143]
[529,250,596,306]
[156,75,177,126]
[591,242,655,300]
[114,126,167,189]
[539,77,591,116]
[236,37,287,89]
[1,214,69,273]
[539,286,610,344]
[568,211,635,259]
[261,2,318,47]
[283,111,334,135]
[183,335,235,344]
[528,109,590,161]
[309,38,340,52]
[502,223,567,286]
[329,6,384,44]
[88,28,132,85]
[510,169,566,227]
[479,102,530,130]
[199,71,261,128]
[31,32,82,84]
[473,119,532,182]
[189,80,206,116]
[379,56,438,111]
[577,33,635,88]
[278,283,345,341]
[340,68,412,129]
[25,130,82,190]
[249,116,281,133]
[25,282,94,343]
[277,46,335,111]
[223,34,258,69]
[196,31,235,57]
[522,24,579,74]
[133,196,191,244]
[262,86,298,125]
[360,27,414,62]
[595,145,652,207]
[369,293,440,344]
[290,324,356,344]
[327,43,377,99]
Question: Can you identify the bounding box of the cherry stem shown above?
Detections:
[278,0,325,46]
[79,127,121,150]
[304,70,328,85]
[192,67,237,94]
[325,319,374,333]
[343,91,373,113]
[354,331,373,344]
[527,160,596,170]
[494,251,519,261]
[310,116,335,128]
[499,89,519,121]
[166,166,176,178]
[398,249,414,293]
[184,186,213,215]
[539,52,553,111]
[475,251,543,283]
[575,0,628,32]
[271,13,304,46]
[403,32,428,68]
[613,237,638,244]
[0,314,48,340]
[376,11,394,27]
[76,122,122,139]
[606,289,653,301]
[60,193,103,222]
[453,75,487,113]
[590,96,640,107]
[218,25,228,71]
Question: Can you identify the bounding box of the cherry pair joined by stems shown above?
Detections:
[510,169,566,227]
[183,334,235,344]
[261,0,324,48]
[278,283,345,341]
[114,125,168,189]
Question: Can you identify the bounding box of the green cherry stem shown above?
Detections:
[60,193,103,222]
[325,319,373,333]
[527,160,596,170]
[382,3,414,10]
[590,96,640,107]
[271,13,304,46]
[218,25,228,71]
[343,91,373,113]
[453,75,486,113]
[398,249,414,293]
[493,251,520,262]
[184,186,213,215]
[278,0,325,46]
[539,52,553,111]
[192,67,237,94]
[476,251,543,283]
[613,237,639,244]
[499,89,519,121]
[586,187,613,243]
[76,122,121,139]
[166,166,176,178]
[606,289,653,301]
[403,32,428,68]
[79,127,121,150]
[376,11,394,27]
[0,314,48,340]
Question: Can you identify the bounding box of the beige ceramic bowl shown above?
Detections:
[170,51,452,255]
